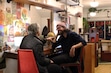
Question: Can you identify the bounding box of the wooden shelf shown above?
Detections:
[13,0,64,12]
[56,0,79,6]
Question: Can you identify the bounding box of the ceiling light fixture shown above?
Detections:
[35,6,42,9]
[90,12,96,17]
[90,0,99,7]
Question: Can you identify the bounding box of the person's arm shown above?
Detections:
[72,42,84,49]
[69,32,87,57]
[69,42,83,57]
[46,37,56,43]
[72,32,87,47]
[33,44,52,66]
[46,35,62,50]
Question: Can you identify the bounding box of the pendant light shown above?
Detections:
[90,0,99,7]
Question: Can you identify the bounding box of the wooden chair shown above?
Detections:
[99,40,111,61]
[60,47,85,73]
[18,49,39,73]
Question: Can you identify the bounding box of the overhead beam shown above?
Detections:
[12,0,64,12]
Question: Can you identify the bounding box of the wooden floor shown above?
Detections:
[95,64,111,73]
[0,64,111,73]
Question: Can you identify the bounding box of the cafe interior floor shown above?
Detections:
[95,64,111,73]
[0,64,111,73]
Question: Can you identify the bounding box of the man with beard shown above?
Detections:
[48,22,87,73]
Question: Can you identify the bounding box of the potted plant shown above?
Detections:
[83,17,89,33]
[89,7,97,12]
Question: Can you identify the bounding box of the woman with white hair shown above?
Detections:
[20,23,62,73]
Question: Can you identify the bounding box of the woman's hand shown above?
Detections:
[46,37,55,43]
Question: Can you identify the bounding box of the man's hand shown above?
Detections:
[69,46,76,57]
[50,60,54,63]
[69,42,83,57]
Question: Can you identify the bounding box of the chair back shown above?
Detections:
[98,40,102,52]
[79,47,85,64]
[60,47,85,73]
[18,49,39,73]
[79,47,85,72]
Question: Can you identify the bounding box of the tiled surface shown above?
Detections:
[95,64,111,73]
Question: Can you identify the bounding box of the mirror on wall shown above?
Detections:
[30,6,52,35]
[66,14,76,31]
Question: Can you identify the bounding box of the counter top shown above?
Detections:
[2,51,17,59]
[2,48,52,59]
[101,40,111,43]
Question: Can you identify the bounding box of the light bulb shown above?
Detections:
[35,6,42,9]
[90,12,96,17]
[90,1,99,7]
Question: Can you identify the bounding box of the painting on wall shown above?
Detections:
[5,11,13,25]
[0,0,4,46]
[8,36,14,42]
[0,0,5,25]
[13,20,28,37]
[0,36,3,47]
[21,7,28,22]
[16,3,24,19]
[0,0,5,10]
[0,25,4,36]
[12,1,16,15]
[7,25,14,42]
[0,1,31,46]
[7,25,14,36]
[0,9,5,25]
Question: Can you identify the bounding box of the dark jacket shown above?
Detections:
[20,34,50,73]
[52,30,87,61]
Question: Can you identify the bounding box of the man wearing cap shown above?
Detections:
[48,22,87,73]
